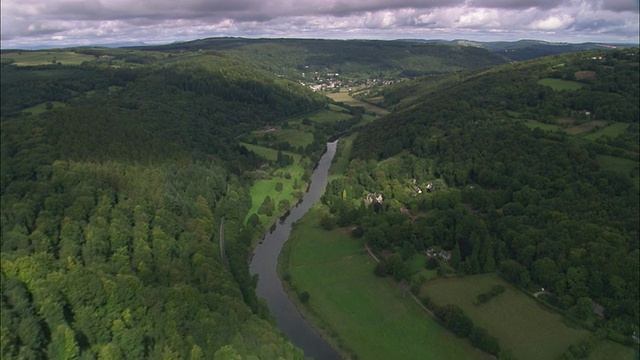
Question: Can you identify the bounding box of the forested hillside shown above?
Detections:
[0,53,326,359]
[323,48,639,348]
[131,38,510,80]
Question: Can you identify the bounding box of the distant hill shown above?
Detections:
[131,37,510,79]
[398,38,634,61]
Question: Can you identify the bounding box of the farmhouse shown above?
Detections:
[365,193,384,205]
[592,302,606,318]
[426,247,452,261]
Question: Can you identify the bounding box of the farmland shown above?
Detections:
[420,274,636,360]
[583,122,631,140]
[281,207,489,360]
[596,155,638,176]
[1,51,96,66]
[537,78,585,91]
[327,89,390,116]
[565,120,609,135]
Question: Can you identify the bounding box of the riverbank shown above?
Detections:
[249,141,341,360]
[277,205,357,359]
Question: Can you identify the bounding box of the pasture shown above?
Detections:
[21,101,67,115]
[240,143,308,225]
[329,136,354,180]
[244,163,306,226]
[306,107,352,124]
[282,207,489,360]
[327,90,390,116]
[421,274,635,360]
[565,120,609,135]
[596,155,638,175]
[537,78,585,91]
[1,51,96,66]
[583,122,630,141]
[587,340,637,360]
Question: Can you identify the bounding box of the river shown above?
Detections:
[249,141,341,360]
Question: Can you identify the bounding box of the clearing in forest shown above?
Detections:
[583,122,630,141]
[1,51,96,66]
[565,120,609,135]
[537,78,585,91]
[327,89,390,116]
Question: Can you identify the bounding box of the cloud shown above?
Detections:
[1,0,638,48]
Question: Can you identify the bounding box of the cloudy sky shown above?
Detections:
[1,0,638,48]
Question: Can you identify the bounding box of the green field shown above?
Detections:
[565,120,609,135]
[587,340,638,360]
[583,122,630,140]
[21,101,67,115]
[421,274,635,360]
[597,155,638,175]
[282,207,489,360]
[2,51,96,66]
[538,78,585,91]
[240,143,308,226]
[327,90,390,116]
[307,107,353,124]
[245,164,306,226]
[270,129,313,148]
[329,136,354,180]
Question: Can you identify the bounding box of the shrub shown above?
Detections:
[374,262,388,277]
[299,291,310,303]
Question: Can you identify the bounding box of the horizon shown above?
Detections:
[2,0,638,50]
[2,35,638,51]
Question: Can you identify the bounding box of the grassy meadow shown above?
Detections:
[241,143,307,225]
[327,89,390,116]
[583,122,630,140]
[2,51,96,66]
[281,207,489,360]
[596,155,638,175]
[242,103,359,227]
[421,274,636,360]
[21,101,67,115]
[537,78,585,91]
[565,120,609,135]
[329,136,354,180]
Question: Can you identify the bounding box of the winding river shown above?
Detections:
[249,141,341,360]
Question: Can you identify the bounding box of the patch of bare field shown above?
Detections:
[557,117,576,125]
[565,120,608,135]
[574,71,596,80]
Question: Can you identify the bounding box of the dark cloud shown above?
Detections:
[600,0,640,13]
[469,0,565,9]
[326,0,464,16]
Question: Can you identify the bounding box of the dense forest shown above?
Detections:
[0,51,330,359]
[322,48,639,348]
